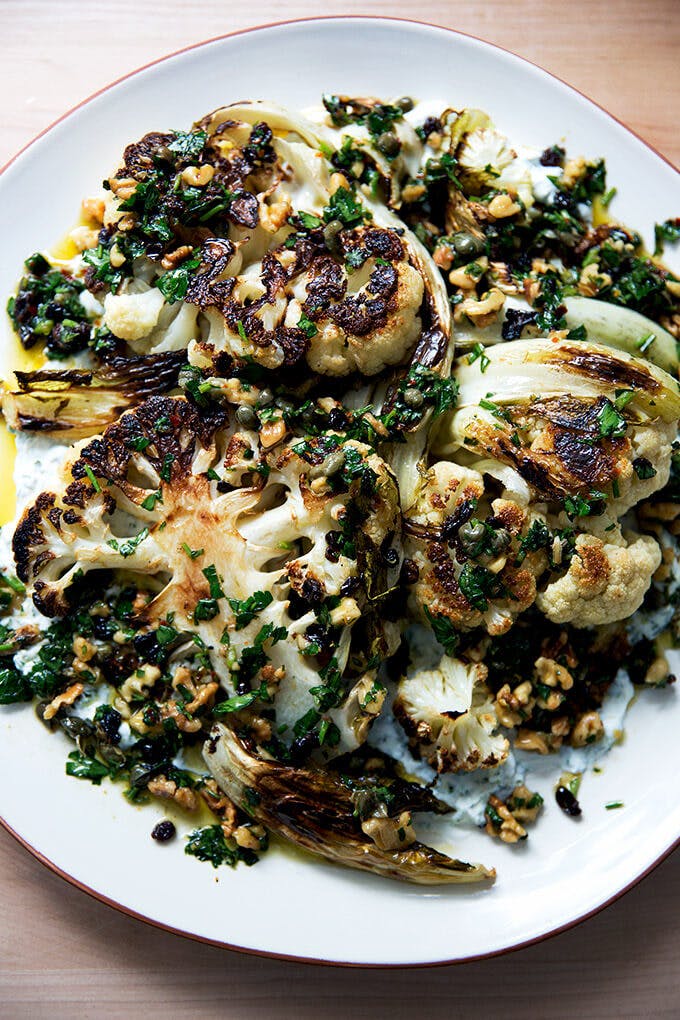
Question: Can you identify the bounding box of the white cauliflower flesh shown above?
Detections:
[13,396,402,760]
[536,531,661,626]
[394,656,509,773]
[103,287,166,342]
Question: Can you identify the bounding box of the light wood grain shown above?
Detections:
[0,825,679,1019]
[0,2,679,1015]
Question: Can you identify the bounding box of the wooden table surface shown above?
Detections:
[1,2,678,1016]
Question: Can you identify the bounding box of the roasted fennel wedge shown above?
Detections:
[3,352,185,440]
[204,723,494,884]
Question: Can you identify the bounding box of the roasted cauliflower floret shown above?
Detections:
[394,655,509,773]
[405,461,543,637]
[13,396,402,760]
[536,532,661,626]
[185,225,424,377]
[103,287,165,342]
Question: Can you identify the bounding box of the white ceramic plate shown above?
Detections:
[0,17,678,966]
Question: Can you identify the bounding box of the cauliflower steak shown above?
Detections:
[13,395,402,760]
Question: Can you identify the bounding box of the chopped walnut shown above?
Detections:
[160,701,202,734]
[181,164,214,187]
[515,729,550,754]
[361,811,416,851]
[161,244,194,270]
[484,795,527,844]
[81,197,106,223]
[402,182,428,204]
[184,682,219,714]
[42,682,85,721]
[644,656,671,685]
[494,679,535,727]
[259,418,288,449]
[455,287,505,327]
[233,824,266,850]
[147,775,198,811]
[507,784,544,823]
[534,656,574,690]
[487,193,521,219]
[119,663,161,702]
[570,710,604,747]
[72,635,97,663]
[578,261,612,297]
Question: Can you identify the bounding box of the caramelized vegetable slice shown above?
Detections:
[3,352,185,440]
[204,723,494,885]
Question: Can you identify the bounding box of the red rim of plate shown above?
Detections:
[0,15,678,968]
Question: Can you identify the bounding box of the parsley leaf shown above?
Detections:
[228,591,274,629]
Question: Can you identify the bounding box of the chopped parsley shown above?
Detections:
[424,607,459,656]
[65,751,113,785]
[323,187,367,229]
[467,343,490,372]
[597,399,627,439]
[228,590,274,629]
[185,824,258,868]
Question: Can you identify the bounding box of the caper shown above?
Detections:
[309,450,346,480]
[452,230,485,261]
[396,96,414,113]
[275,397,295,416]
[59,716,96,740]
[235,404,258,429]
[377,132,401,158]
[403,386,425,409]
[98,743,127,768]
[488,527,511,554]
[458,519,486,553]
[323,219,344,255]
[256,388,274,408]
[129,762,158,789]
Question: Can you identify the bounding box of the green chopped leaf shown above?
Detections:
[0,666,31,704]
[83,465,101,492]
[467,343,490,372]
[202,564,225,600]
[636,332,656,354]
[156,251,201,303]
[0,573,25,595]
[167,129,207,159]
[129,436,151,452]
[653,217,680,256]
[323,187,367,229]
[298,211,323,230]
[141,490,163,511]
[597,399,627,439]
[193,598,219,623]
[297,313,318,339]
[632,457,657,480]
[424,607,459,655]
[228,590,273,629]
[66,751,111,785]
[182,543,204,559]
